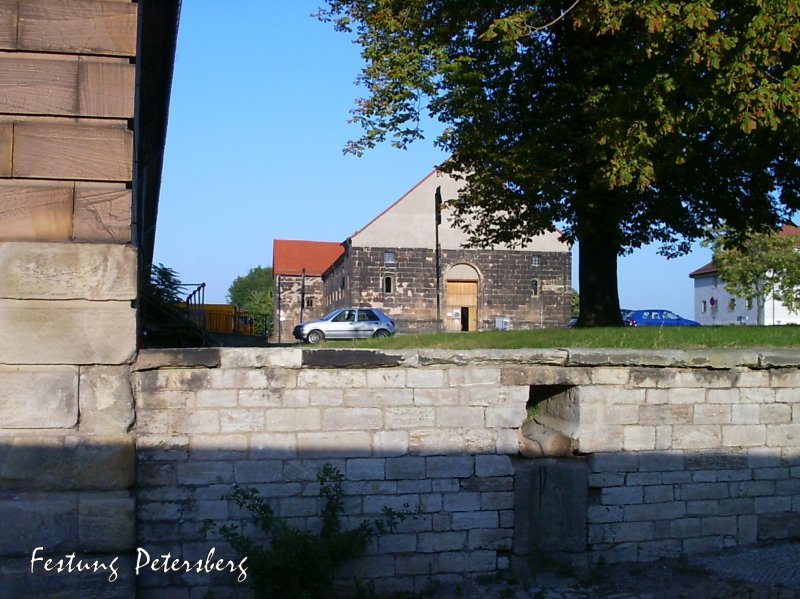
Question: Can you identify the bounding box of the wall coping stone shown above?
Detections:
[133,347,800,370]
[132,348,221,371]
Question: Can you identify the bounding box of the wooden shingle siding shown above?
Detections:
[0,180,74,241]
[13,122,132,181]
[0,54,134,117]
[17,0,137,56]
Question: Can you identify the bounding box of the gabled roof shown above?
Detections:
[689,261,718,278]
[272,240,344,276]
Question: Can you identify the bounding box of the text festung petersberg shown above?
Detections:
[29,546,248,583]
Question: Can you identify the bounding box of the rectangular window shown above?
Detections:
[305,297,314,308]
[384,251,396,265]
[701,300,707,314]
[531,255,541,268]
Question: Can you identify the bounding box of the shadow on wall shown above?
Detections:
[0,443,798,597]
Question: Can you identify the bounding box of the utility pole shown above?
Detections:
[300,268,306,324]
[435,186,442,332]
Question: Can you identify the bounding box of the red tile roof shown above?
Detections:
[272,240,344,276]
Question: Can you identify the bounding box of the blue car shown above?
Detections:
[625,309,700,327]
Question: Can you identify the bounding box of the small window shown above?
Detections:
[383,275,394,293]
[384,251,396,265]
[358,309,379,322]
[340,277,346,290]
[305,297,314,308]
[701,300,707,314]
[531,278,539,296]
[531,255,541,268]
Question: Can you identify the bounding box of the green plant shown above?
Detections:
[204,463,414,599]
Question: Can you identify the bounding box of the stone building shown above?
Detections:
[320,169,572,333]
[273,239,344,342]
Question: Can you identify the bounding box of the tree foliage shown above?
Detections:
[708,228,800,323]
[228,266,274,334]
[318,0,800,325]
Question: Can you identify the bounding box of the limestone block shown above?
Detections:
[766,424,800,447]
[410,429,494,455]
[0,434,134,491]
[623,426,656,450]
[475,454,514,477]
[73,184,131,242]
[266,408,320,432]
[0,242,136,300]
[639,404,693,425]
[672,425,722,449]
[295,431,372,458]
[322,407,382,431]
[485,405,526,428]
[78,365,133,434]
[500,364,588,386]
[218,347,301,369]
[0,299,135,365]
[0,365,77,428]
[0,492,77,555]
[435,406,484,428]
[344,387,413,407]
[133,348,221,371]
[372,430,409,457]
[722,425,766,447]
[78,491,135,552]
[693,404,731,424]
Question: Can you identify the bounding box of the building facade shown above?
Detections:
[273,239,344,342]
[689,225,800,326]
[289,169,573,334]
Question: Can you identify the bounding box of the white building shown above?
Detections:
[689,225,800,325]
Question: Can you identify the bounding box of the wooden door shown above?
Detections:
[445,281,478,331]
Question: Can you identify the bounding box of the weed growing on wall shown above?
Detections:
[203,463,415,598]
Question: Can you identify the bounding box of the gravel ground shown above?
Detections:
[443,540,800,599]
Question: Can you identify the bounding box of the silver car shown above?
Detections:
[293,307,396,344]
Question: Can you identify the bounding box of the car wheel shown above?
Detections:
[306,330,325,344]
[373,329,391,338]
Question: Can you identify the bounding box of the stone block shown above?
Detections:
[0,434,134,491]
[372,430,408,457]
[767,424,800,447]
[297,369,366,388]
[623,426,656,450]
[346,458,385,481]
[722,425,766,447]
[475,454,514,477]
[672,425,721,449]
[248,432,297,458]
[219,408,265,433]
[385,456,427,480]
[0,365,77,428]
[0,299,135,365]
[435,406,484,428]
[693,404,731,425]
[639,450,685,472]
[770,369,800,388]
[265,408,320,432]
[500,364,584,386]
[0,492,78,555]
[417,531,467,553]
[78,491,135,552]
[344,387,412,407]
[72,184,131,242]
[758,511,800,540]
[406,368,446,388]
[760,404,792,424]
[0,242,135,300]
[602,486,643,506]
[413,388,460,406]
[133,348,220,371]
[0,180,73,241]
[170,410,220,435]
[384,407,434,430]
[295,431,372,458]
[731,404,760,425]
[485,405,526,428]
[218,347,301,369]
[679,482,730,501]
[426,455,474,478]
[79,365,133,434]
[590,452,639,473]
[323,407,382,431]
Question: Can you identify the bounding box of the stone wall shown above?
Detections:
[325,247,571,332]
[132,347,800,597]
[0,2,140,597]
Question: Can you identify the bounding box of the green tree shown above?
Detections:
[707,228,800,325]
[228,266,274,334]
[318,1,800,326]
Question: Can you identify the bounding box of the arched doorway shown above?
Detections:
[445,263,480,332]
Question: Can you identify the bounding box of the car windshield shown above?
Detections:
[320,309,342,321]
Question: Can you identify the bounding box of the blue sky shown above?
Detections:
[154,0,710,318]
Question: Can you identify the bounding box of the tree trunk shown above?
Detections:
[577,228,624,327]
